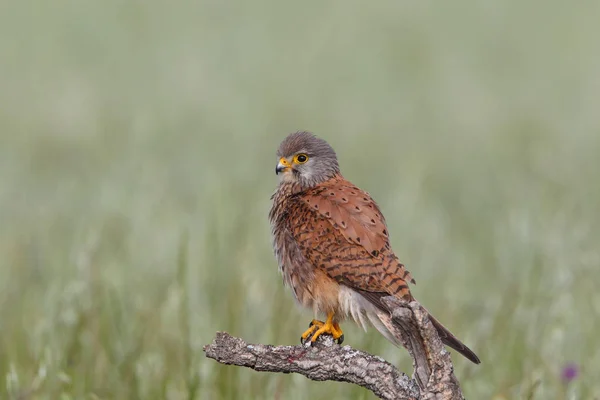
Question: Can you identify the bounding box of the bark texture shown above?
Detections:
[203,299,465,400]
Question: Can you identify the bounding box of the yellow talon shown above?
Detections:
[300,319,322,343]
[333,322,343,341]
[300,313,344,344]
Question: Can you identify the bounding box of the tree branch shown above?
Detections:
[203,299,464,400]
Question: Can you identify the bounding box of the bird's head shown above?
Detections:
[276,131,340,188]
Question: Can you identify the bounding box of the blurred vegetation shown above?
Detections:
[1,0,599,399]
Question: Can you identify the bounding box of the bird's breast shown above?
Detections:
[269,185,342,316]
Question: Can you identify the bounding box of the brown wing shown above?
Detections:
[284,176,481,364]
[287,175,414,299]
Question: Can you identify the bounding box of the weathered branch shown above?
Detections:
[382,298,464,399]
[203,299,464,400]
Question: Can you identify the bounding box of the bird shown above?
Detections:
[268,131,480,364]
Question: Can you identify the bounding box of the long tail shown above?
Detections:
[428,313,480,364]
[365,305,480,364]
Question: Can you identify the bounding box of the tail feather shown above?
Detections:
[348,289,481,364]
[428,314,480,364]
[364,304,481,365]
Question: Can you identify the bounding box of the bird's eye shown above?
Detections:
[294,154,309,164]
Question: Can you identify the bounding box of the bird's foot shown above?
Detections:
[300,319,322,344]
[300,314,344,345]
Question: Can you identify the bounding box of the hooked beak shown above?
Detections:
[276,157,292,175]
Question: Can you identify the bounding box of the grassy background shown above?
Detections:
[1,1,599,399]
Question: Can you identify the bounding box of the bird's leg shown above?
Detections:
[300,312,344,344]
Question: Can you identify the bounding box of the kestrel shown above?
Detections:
[269,131,480,364]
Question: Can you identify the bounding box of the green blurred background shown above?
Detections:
[1,1,599,399]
